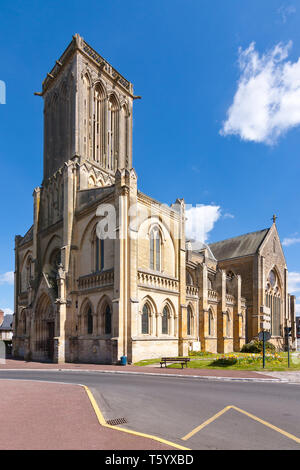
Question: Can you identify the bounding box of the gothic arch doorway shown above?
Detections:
[35,294,56,361]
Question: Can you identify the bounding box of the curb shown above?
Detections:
[0,368,287,383]
[83,384,190,450]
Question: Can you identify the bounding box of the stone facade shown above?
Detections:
[12,35,297,364]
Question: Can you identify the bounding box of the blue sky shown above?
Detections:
[0,0,300,314]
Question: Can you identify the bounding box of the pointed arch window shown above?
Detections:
[142,304,150,334]
[150,228,161,271]
[265,269,281,336]
[82,74,91,159]
[108,95,119,171]
[186,271,193,286]
[187,306,192,336]
[93,84,106,164]
[26,256,33,289]
[95,237,104,272]
[162,306,169,335]
[87,306,93,335]
[104,304,112,335]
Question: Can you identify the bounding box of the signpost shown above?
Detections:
[258,330,271,368]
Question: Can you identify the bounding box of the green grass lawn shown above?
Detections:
[134,351,300,371]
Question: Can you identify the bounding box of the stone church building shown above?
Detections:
[13,35,297,363]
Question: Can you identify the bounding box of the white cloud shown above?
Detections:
[296,303,300,315]
[0,271,14,285]
[221,41,300,145]
[288,272,300,293]
[282,237,300,246]
[278,5,296,23]
[185,204,221,243]
[223,212,235,219]
[1,308,13,315]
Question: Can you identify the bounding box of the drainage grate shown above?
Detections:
[106,417,128,426]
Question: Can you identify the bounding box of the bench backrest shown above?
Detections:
[161,357,190,361]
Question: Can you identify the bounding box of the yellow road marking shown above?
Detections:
[182,405,300,445]
[182,406,232,441]
[230,406,300,445]
[83,385,190,451]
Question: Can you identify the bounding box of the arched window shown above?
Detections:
[265,269,281,336]
[150,228,161,271]
[82,74,91,159]
[25,256,33,289]
[95,237,104,272]
[142,304,150,334]
[87,306,93,335]
[93,83,106,164]
[48,249,61,296]
[104,304,112,335]
[186,271,193,285]
[162,306,169,334]
[208,309,214,336]
[187,306,192,336]
[108,95,119,171]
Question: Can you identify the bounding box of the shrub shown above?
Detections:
[211,355,238,366]
[241,340,275,354]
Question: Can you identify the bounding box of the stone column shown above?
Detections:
[111,169,128,363]
[177,199,188,356]
[54,266,67,363]
[198,263,208,351]
[170,314,175,337]
[156,313,161,337]
[126,169,138,363]
[216,269,226,353]
[233,274,242,352]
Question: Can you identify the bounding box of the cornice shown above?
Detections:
[38,34,134,97]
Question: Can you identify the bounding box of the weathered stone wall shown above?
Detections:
[131,339,178,363]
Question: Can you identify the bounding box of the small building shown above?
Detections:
[0,311,13,356]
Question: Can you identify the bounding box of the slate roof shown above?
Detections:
[209,228,270,261]
[0,314,13,331]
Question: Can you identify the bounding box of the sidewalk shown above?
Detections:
[261,371,300,383]
[0,380,175,450]
[0,358,276,380]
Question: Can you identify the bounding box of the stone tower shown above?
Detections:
[41,33,134,181]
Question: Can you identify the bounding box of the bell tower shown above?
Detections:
[38,34,134,182]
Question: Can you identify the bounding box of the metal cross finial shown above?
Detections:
[272,214,277,224]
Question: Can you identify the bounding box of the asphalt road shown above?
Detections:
[0,370,299,450]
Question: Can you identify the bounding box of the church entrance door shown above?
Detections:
[47,321,55,360]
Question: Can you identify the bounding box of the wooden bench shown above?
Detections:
[160,357,190,369]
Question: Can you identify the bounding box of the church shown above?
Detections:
[13,34,297,364]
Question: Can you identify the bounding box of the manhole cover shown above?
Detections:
[106,417,128,426]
